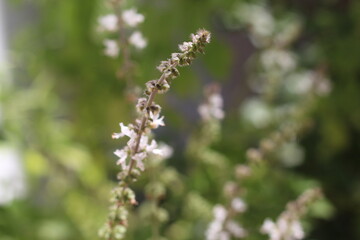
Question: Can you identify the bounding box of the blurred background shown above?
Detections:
[0,0,360,239]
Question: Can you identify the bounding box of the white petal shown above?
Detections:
[291,220,305,239]
[146,139,158,152]
[157,143,173,158]
[138,135,149,151]
[114,149,128,169]
[119,123,136,138]
[129,31,147,49]
[213,205,227,222]
[226,221,247,238]
[103,39,119,58]
[98,14,118,32]
[112,132,124,139]
[231,198,247,213]
[261,219,276,234]
[133,152,147,171]
[122,9,144,27]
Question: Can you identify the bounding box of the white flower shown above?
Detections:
[231,198,247,213]
[149,111,165,129]
[133,152,147,171]
[129,31,147,49]
[261,217,305,240]
[114,149,128,169]
[112,123,136,139]
[236,3,274,43]
[171,53,181,62]
[261,49,296,73]
[209,93,223,108]
[198,93,225,121]
[226,221,247,238]
[122,9,144,27]
[213,205,228,222]
[285,71,315,95]
[279,142,304,168]
[137,135,149,151]
[179,41,193,52]
[145,139,158,153]
[290,220,305,239]
[155,143,173,158]
[0,144,26,205]
[277,218,288,235]
[241,99,272,128]
[261,219,280,240]
[206,221,222,240]
[103,39,119,58]
[98,14,118,32]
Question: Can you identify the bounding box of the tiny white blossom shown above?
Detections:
[112,123,136,139]
[133,152,147,171]
[98,14,118,32]
[261,219,276,233]
[209,94,223,108]
[261,49,296,73]
[122,9,144,27]
[285,71,315,95]
[226,221,247,238]
[291,220,305,239]
[171,53,181,62]
[145,139,158,153]
[149,111,165,129]
[277,218,288,235]
[241,99,272,128]
[231,198,247,213]
[114,149,128,169]
[179,41,193,52]
[103,39,119,58]
[155,143,173,158]
[136,135,149,151]
[129,31,147,49]
[206,221,222,240]
[213,205,228,222]
[198,93,225,121]
[236,3,275,45]
[261,217,305,240]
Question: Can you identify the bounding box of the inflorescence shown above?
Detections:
[99,29,211,240]
[260,188,322,240]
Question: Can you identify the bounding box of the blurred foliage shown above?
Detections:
[0,0,360,240]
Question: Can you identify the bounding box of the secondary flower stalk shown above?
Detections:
[260,188,322,240]
[98,1,147,101]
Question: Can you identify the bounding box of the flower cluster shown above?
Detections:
[205,166,251,240]
[206,203,247,240]
[285,70,332,97]
[260,188,322,240]
[198,84,224,121]
[98,6,146,58]
[99,29,211,240]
